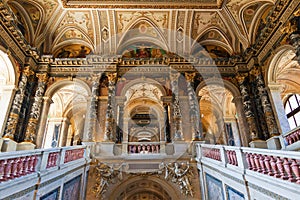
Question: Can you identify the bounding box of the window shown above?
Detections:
[285,94,300,129]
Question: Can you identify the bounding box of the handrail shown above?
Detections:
[195,143,300,184]
[282,126,300,146]
[0,145,87,183]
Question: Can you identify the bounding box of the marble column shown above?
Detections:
[170,72,183,140]
[24,73,48,143]
[104,73,117,142]
[59,118,70,146]
[252,68,279,137]
[232,96,249,146]
[36,97,53,148]
[162,96,172,143]
[85,73,101,141]
[236,74,259,141]
[185,72,202,140]
[268,83,290,134]
[3,66,34,140]
[116,97,125,143]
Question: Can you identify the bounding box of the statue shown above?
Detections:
[164,162,194,197]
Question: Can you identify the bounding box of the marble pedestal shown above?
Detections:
[249,140,267,149]
[267,136,281,150]
[173,141,189,155]
[17,142,36,151]
[1,138,17,152]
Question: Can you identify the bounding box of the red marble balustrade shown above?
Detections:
[46,152,59,169]
[0,155,38,183]
[202,147,221,161]
[284,129,300,146]
[245,153,300,184]
[128,143,160,154]
[64,148,85,163]
[226,150,238,166]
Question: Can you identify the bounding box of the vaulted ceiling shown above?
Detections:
[4,0,276,59]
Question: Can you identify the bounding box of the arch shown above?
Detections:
[0,48,18,135]
[120,78,167,97]
[192,27,233,54]
[117,17,169,53]
[266,44,295,85]
[239,1,274,43]
[52,26,95,53]
[109,176,181,200]
[195,78,240,98]
[45,78,91,98]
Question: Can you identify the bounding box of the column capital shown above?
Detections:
[36,73,49,83]
[236,73,247,84]
[185,72,196,82]
[170,72,180,81]
[161,96,172,104]
[107,72,117,83]
[268,83,284,92]
[23,66,35,77]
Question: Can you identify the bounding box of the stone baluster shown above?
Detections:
[10,158,18,178]
[0,160,5,181]
[283,158,294,182]
[170,72,183,140]
[104,73,117,142]
[236,74,259,141]
[270,156,281,178]
[185,72,202,140]
[245,153,253,170]
[3,66,34,139]
[259,155,267,174]
[276,157,287,180]
[251,68,279,138]
[24,73,48,143]
[249,153,257,171]
[291,159,300,183]
[264,156,274,176]
[85,73,101,141]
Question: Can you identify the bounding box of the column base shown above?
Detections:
[249,140,267,149]
[173,141,188,155]
[266,136,281,150]
[1,138,17,152]
[99,142,115,156]
[17,142,36,151]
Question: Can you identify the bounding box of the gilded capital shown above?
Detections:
[236,73,247,84]
[107,72,117,83]
[170,72,180,82]
[23,66,35,77]
[185,72,196,82]
[36,73,49,83]
[91,73,102,82]
[250,67,261,76]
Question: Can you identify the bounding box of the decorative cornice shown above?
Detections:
[60,0,224,9]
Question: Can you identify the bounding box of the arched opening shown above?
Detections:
[42,80,89,148]
[196,80,242,146]
[122,80,165,154]
[110,176,180,200]
[0,49,17,135]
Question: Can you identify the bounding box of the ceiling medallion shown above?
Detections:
[60,0,224,9]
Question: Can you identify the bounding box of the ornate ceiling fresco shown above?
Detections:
[3,0,277,60]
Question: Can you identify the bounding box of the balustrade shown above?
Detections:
[128,143,160,154]
[283,127,300,146]
[202,147,221,161]
[0,146,87,183]
[64,148,85,163]
[196,143,300,185]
